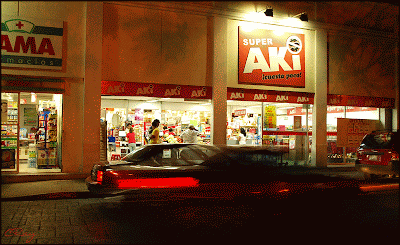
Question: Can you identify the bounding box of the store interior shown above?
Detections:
[101,95,313,162]
[1,92,62,173]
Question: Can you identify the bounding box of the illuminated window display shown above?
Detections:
[1,92,63,174]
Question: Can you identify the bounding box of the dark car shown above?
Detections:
[86,144,361,205]
[356,131,399,180]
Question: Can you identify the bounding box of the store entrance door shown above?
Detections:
[18,92,62,173]
[1,92,63,174]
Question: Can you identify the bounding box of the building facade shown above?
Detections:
[1,1,398,181]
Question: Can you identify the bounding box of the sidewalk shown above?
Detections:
[1,179,89,200]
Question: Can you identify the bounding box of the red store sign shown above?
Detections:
[234,109,246,116]
[238,27,306,88]
[227,87,314,104]
[328,94,394,108]
[101,81,212,99]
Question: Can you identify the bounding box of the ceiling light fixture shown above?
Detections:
[292,12,308,22]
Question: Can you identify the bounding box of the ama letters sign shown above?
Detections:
[1,16,65,70]
[238,27,305,88]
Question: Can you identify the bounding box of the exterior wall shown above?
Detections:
[1,1,91,174]
[101,2,208,87]
[83,2,103,174]
[328,31,397,98]
[1,1,86,78]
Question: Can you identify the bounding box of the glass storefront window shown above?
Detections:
[101,97,212,161]
[327,106,379,163]
[226,102,312,167]
[1,92,63,174]
[1,93,19,172]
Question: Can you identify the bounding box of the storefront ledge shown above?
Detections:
[1,173,88,184]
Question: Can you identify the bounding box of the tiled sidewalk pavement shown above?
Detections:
[1,198,118,244]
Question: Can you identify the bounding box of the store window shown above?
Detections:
[262,103,313,167]
[1,93,19,172]
[327,106,379,163]
[101,96,211,161]
[1,92,63,173]
[227,101,263,146]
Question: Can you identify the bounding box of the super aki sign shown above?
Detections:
[1,16,65,70]
[238,27,305,88]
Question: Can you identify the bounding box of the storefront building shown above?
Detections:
[2,2,398,181]
[1,1,102,180]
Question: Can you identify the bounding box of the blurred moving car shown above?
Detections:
[356,131,399,180]
[86,144,361,205]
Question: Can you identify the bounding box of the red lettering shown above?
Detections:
[37,38,55,55]
[1,35,13,52]
[14,36,37,54]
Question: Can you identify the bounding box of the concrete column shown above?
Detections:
[379,108,393,131]
[83,2,103,173]
[311,29,328,167]
[209,16,227,146]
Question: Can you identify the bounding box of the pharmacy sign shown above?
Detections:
[1,16,65,71]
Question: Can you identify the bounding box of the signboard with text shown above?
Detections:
[337,118,378,148]
[238,27,305,87]
[1,15,65,71]
[102,81,212,99]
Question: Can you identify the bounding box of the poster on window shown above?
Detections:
[23,107,38,126]
[1,149,16,169]
[1,100,8,123]
[264,106,276,129]
[337,118,378,147]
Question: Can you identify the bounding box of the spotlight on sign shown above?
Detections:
[292,12,308,22]
[264,8,273,17]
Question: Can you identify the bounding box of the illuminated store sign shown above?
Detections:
[1,16,65,71]
[101,81,212,99]
[238,27,305,88]
[227,88,314,104]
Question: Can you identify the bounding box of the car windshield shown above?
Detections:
[360,132,397,149]
[123,144,222,166]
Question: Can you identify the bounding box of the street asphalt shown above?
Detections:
[2,164,399,244]
[1,164,361,200]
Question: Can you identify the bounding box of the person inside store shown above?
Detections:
[149,119,161,144]
[126,127,136,153]
[125,122,132,135]
[180,124,198,144]
[238,127,247,145]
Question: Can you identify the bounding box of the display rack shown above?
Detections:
[37,110,58,168]
[1,124,18,170]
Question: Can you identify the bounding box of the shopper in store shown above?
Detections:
[149,119,161,144]
[180,124,198,144]
[126,127,136,153]
[238,128,247,145]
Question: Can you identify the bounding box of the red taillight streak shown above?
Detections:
[360,184,399,192]
[97,171,103,183]
[117,177,199,189]
[392,152,399,161]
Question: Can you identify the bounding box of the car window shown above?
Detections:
[153,145,220,166]
[123,146,152,162]
[360,132,397,149]
[227,152,279,167]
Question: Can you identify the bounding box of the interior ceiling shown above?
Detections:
[20,92,53,101]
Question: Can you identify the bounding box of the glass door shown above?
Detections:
[1,92,20,173]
